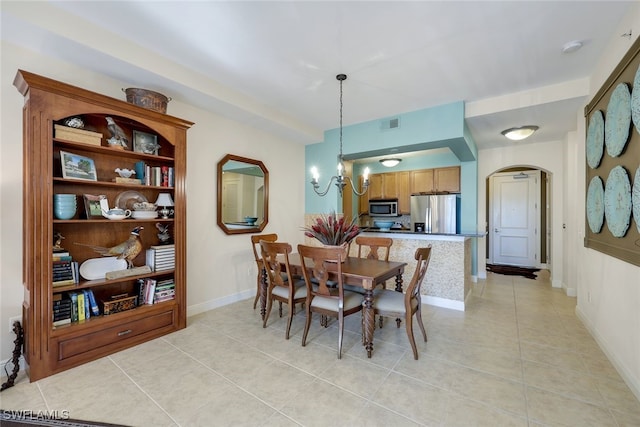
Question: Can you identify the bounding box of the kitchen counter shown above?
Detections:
[351,231,484,311]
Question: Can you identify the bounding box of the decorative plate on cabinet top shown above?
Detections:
[605,83,631,158]
[586,176,605,234]
[633,165,640,233]
[114,190,148,210]
[631,63,640,136]
[586,110,604,169]
[604,165,632,238]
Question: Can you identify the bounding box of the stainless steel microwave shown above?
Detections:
[369,199,399,217]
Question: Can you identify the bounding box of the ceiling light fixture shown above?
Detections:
[501,125,539,141]
[562,40,583,54]
[310,74,369,197]
[379,158,401,167]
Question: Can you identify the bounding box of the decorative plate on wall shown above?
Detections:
[604,165,632,237]
[587,176,604,233]
[605,83,631,158]
[586,176,605,233]
[586,110,605,169]
[633,165,640,233]
[632,63,640,136]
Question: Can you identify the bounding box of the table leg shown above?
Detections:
[363,289,374,358]
[260,267,267,320]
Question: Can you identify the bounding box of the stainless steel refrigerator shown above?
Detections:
[410,194,458,233]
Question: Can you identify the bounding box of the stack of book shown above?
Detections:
[136,277,175,305]
[154,279,175,303]
[52,251,79,287]
[146,244,175,271]
[137,162,174,187]
[52,294,72,327]
[67,289,100,322]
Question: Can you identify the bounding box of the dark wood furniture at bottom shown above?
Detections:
[273,253,406,358]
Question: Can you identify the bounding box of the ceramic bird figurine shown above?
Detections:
[155,222,171,244]
[53,231,65,251]
[75,226,144,268]
[105,116,129,149]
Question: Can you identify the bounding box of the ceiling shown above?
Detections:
[2,1,635,155]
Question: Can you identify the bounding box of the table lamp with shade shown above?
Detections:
[155,193,174,218]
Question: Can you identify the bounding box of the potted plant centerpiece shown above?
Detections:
[302,211,361,260]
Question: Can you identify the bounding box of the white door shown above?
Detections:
[490,171,539,267]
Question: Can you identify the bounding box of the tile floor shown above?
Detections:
[1,270,639,426]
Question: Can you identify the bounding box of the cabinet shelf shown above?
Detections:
[50,300,176,335]
[53,177,174,191]
[54,139,174,162]
[52,269,175,293]
[53,218,174,224]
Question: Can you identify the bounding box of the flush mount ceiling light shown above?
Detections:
[562,40,583,54]
[501,125,539,141]
[379,158,401,167]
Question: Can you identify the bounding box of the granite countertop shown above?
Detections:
[362,227,486,238]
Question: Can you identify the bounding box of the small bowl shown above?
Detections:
[373,220,394,231]
[114,168,136,178]
[244,216,258,225]
[102,208,132,220]
[133,202,157,211]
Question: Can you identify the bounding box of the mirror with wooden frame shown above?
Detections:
[217,154,269,235]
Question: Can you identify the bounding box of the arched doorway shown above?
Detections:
[486,166,551,269]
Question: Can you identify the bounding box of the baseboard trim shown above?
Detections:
[575,305,640,403]
[421,295,464,311]
[187,289,253,317]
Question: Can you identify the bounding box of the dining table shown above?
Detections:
[263,253,407,358]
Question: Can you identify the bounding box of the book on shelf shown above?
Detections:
[77,292,86,321]
[150,244,175,251]
[52,255,72,261]
[87,289,100,316]
[53,250,70,256]
[67,292,79,322]
[136,278,146,306]
[144,278,156,305]
[112,177,142,184]
[53,318,72,327]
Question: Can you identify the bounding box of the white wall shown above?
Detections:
[572,6,640,400]
[477,139,566,287]
[0,40,306,362]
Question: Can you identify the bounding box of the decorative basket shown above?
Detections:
[100,293,137,315]
[123,88,171,114]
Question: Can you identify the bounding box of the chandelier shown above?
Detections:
[310,74,370,197]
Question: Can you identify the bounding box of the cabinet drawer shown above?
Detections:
[58,310,173,360]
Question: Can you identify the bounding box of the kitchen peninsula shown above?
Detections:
[352,230,484,311]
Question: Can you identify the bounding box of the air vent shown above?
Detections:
[380,117,400,131]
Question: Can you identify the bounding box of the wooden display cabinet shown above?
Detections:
[14,70,193,381]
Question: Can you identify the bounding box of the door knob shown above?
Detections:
[494,228,499,233]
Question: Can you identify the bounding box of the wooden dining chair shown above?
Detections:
[297,244,364,359]
[355,236,393,262]
[250,233,278,310]
[260,241,307,339]
[349,236,395,331]
[371,245,432,360]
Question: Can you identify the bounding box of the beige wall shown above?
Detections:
[573,7,640,400]
[0,40,306,362]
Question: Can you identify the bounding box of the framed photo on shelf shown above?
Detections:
[133,130,160,155]
[60,151,97,181]
[83,194,109,219]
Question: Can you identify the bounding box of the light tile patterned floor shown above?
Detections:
[2,270,639,426]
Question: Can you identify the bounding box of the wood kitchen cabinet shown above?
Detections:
[410,166,460,194]
[397,171,410,214]
[434,166,461,193]
[369,173,398,200]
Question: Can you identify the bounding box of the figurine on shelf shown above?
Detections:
[53,231,65,251]
[105,117,129,149]
[156,223,172,245]
[75,226,144,268]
